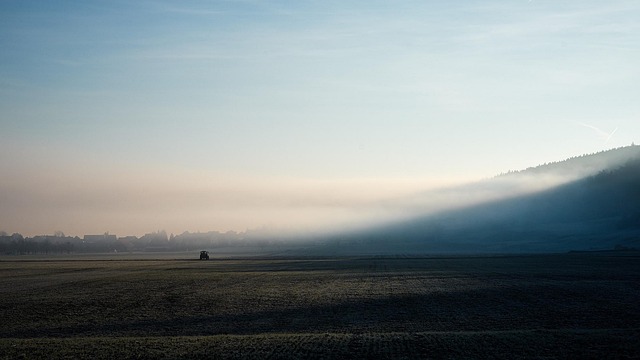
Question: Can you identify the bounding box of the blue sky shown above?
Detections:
[1,0,639,236]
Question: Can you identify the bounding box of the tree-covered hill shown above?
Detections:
[315,145,640,254]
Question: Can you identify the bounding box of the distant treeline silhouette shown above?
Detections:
[496,144,639,177]
[0,229,286,255]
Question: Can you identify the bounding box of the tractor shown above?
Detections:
[199,250,209,260]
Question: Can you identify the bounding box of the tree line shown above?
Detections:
[0,229,286,255]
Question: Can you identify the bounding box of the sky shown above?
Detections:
[1,0,639,237]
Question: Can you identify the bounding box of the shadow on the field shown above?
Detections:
[6,281,640,338]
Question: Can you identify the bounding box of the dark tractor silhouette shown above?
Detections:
[199,251,209,260]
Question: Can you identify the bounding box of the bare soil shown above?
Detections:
[1,252,639,359]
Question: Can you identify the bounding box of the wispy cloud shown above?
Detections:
[455,2,640,50]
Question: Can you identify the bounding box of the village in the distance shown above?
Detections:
[0,230,280,255]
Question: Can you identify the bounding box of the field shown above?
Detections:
[1,252,639,359]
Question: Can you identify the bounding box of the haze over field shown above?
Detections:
[1,1,639,237]
[316,146,640,254]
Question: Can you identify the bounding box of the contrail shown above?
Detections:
[577,122,618,143]
[605,127,618,143]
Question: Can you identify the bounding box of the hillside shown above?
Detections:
[498,144,640,178]
[312,145,640,254]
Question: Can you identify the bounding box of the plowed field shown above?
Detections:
[1,253,639,359]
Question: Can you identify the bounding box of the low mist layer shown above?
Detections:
[310,146,640,254]
[2,146,639,255]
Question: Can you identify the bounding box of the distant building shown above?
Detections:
[83,234,117,243]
